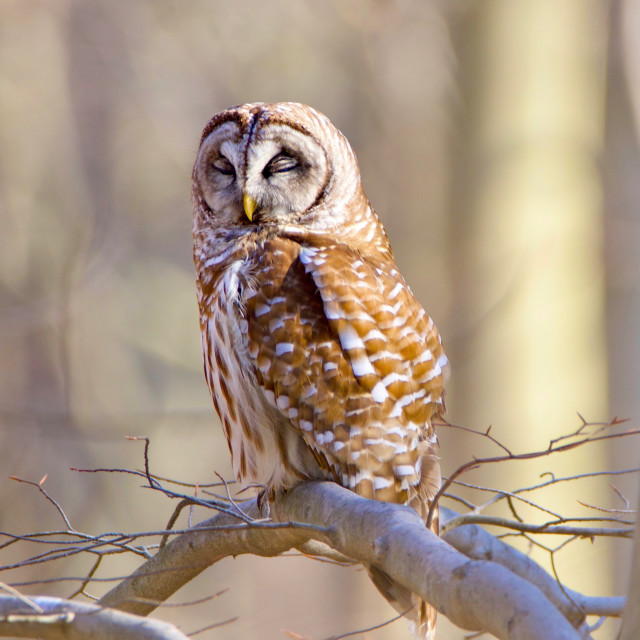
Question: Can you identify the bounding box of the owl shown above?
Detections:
[192,102,447,639]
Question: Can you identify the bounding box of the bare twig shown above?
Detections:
[324,608,408,640]
[428,417,639,528]
[9,476,73,530]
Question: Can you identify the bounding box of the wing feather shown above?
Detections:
[244,235,445,507]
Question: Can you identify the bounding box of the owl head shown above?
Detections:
[192,102,383,245]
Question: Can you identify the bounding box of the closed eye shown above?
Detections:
[212,155,235,176]
[263,153,298,177]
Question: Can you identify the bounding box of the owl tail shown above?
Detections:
[366,565,436,640]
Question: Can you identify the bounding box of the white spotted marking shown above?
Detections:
[369,350,402,363]
[362,329,386,342]
[276,395,290,410]
[345,310,374,322]
[394,464,416,477]
[352,469,373,488]
[275,343,294,356]
[324,304,343,320]
[437,353,449,368]
[323,362,338,372]
[389,315,408,328]
[374,476,394,490]
[300,420,313,432]
[254,303,270,317]
[350,218,369,235]
[413,349,434,365]
[317,431,335,446]
[350,354,375,377]
[389,282,404,299]
[420,367,442,383]
[301,385,317,399]
[371,381,389,403]
[382,372,409,387]
[298,247,318,265]
[269,318,285,331]
[389,403,403,419]
[338,324,365,351]
[395,389,427,411]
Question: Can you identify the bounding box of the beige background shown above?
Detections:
[1,1,639,638]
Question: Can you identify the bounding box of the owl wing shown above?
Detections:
[244,235,447,506]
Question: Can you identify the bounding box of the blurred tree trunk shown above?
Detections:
[620,478,640,638]
[448,0,610,596]
[605,0,640,603]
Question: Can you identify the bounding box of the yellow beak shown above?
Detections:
[243,193,258,222]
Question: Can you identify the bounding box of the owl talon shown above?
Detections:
[256,488,274,518]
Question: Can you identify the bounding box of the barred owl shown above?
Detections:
[192,102,447,639]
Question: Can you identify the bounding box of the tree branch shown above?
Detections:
[99,481,599,640]
[440,507,624,625]
[98,498,309,615]
[0,595,189,640]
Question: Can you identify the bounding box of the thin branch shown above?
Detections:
[186,616,238,637]
[8,476,73,531]
[441,514,633,538]
[440,506,625,622]
[428,418,639,528]
[324,608,408,640]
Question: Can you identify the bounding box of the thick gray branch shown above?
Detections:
[98,481,616,639]
[440,507,624,625]
[0,596,188,640]
[99,499,309,615]
[275,482,581,640]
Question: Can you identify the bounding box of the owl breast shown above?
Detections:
[200,252,324,489]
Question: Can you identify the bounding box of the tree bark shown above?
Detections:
[99,482,588,640]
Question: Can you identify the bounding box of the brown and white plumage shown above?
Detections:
[192,102,447,638]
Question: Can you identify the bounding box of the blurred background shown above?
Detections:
[1,1,639,638]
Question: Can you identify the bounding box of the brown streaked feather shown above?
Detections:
[242,235,445,509]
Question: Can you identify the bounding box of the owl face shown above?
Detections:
[193,102,366,236]
[195,107,334,227]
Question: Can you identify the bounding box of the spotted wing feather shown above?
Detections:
[244,235,446,511]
